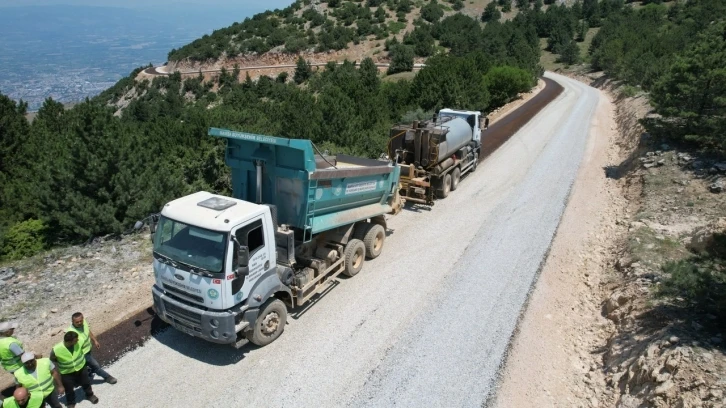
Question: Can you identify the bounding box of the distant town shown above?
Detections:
[0,4,266,110]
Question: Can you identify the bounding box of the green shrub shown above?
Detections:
[481,2,501,22]
[387,44,415,74]
[657,234,726,319]
[421,0,444,23]
[619,85,639,98]
[401,108,434,123]
[388,21,406,34]
[1,219,47,260]
[484,66,533,107]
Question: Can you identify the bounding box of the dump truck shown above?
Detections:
[149,128,402,347]
[388,109,483,205]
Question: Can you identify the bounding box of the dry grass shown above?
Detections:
[383,71,417,82]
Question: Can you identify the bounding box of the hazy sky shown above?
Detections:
[0,0,294,8]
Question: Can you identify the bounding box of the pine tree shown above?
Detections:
[387,44,414,74]
[650,23,726,152]
[481,2,502,22]
[294,56,313,84]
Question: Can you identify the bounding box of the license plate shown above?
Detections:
[180,326,196,337]
[173,321,196,337]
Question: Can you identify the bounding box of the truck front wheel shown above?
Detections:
[343,239,366,277]
[248,299,287,346]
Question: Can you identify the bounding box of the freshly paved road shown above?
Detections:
[93,72,600,407]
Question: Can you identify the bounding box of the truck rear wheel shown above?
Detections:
[436,173,452,199]
[362,224,385,259]
[451,167,461,191]
[343,239,365,277]
[248,298,287,347]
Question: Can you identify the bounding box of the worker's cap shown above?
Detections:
[0,321,17,331]
[20,352,35,363]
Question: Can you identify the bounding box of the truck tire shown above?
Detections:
[436,173,452,199]
[248,298,287,347]
[451,167,461,191]
[362,224,385,259]
[343,239,365,277]
[471,153,479,172]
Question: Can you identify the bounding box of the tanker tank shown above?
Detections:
[390,116,475,168]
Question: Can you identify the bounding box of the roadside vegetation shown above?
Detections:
[588,0,726,321]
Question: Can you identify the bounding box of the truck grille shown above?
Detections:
[164,301,202,328]
[163,285,204,303]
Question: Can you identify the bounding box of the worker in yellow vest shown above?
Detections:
[0,322,28,374]
[12,353,63,408]
[68,312,116,384]
[1,386,44,408]
[49,332,99,407]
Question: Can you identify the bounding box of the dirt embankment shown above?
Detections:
[0,235,154,390]
[495,71,726,408]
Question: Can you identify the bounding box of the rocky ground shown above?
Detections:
[496,69,726,408]
[0,234,154,389]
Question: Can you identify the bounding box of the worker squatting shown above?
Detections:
[0,313,117,408]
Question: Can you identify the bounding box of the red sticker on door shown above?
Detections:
[213,279,222,284]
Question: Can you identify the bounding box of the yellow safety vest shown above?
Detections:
[13,358,54,397]
[0,336,23,372]
[52,342,85,375]
[66,320,91,355]
[2,391,44,408]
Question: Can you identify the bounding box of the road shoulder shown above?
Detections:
[493,86,627,407]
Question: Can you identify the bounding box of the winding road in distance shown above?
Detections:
[143,62,427,76]
[83,72,600,407]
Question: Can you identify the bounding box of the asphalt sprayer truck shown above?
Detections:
[148,128,403,347]
[389,109,483,205]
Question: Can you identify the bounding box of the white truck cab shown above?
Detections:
[151,191,285,347]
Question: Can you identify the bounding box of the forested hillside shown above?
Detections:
[589,0,726,153]
[0,2,540,259]
[1,0,723,261]
[166,0,469,61]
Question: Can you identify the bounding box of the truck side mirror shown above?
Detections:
[232,239,250,278]
[238,245,250,268]
[149,214,159,234]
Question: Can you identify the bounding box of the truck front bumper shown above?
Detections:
[152,285,250,345]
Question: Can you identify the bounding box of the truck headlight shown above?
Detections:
[210,319,219,328]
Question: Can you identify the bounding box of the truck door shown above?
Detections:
[231,217,271,304]
[473,114,482,142]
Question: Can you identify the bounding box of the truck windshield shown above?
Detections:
[153,216,227,274]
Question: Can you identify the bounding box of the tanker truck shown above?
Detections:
[388,109,483,205]
[148,128,402,348]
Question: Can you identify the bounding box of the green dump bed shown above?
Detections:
[209,128,401,241]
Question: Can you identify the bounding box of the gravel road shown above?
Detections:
[93,72,600,408]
